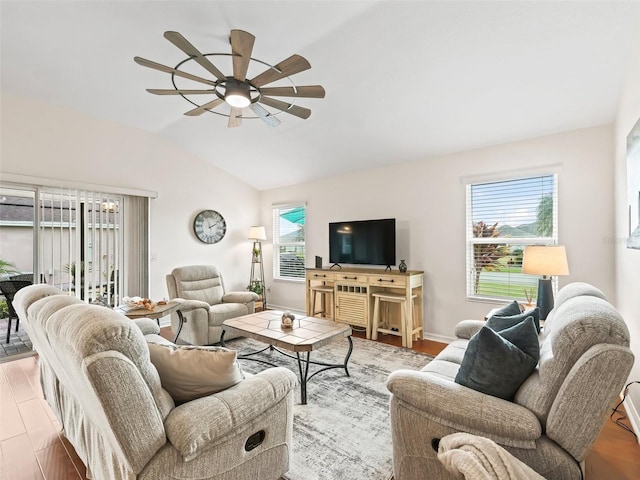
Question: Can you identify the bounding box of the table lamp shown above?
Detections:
[522,245,570,320]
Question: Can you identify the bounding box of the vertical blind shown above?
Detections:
[39,187,124,305]
[123,195,150,298]
[466,174,558,301]
[272,204,306,280]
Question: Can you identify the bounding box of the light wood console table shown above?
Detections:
[305,267,424,340]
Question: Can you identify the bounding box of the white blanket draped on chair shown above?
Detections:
[438,433,546,480]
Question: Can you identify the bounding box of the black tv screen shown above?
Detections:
[329,218,396,267]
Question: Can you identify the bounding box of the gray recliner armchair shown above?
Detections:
[386,282,634,480]
[166,265,259,345]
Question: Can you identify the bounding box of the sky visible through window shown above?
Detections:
[277,206,305,242]
[279,217,299,237]
[471,176,554,229]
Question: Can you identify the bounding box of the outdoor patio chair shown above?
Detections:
[9,273,47,283]
[0,279,33,343]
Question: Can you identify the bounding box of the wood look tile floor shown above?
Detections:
[0,328,638,480]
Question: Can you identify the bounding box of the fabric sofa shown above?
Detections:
[14,284,297,480]
[166,265,259,345]
[386,282,634,480]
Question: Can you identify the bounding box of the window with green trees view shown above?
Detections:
[466,174,557,301]
[272,204,306,280]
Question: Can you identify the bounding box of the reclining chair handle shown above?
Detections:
[431,438,441,452]
[245,430,266,452]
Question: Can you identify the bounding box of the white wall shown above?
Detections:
[260,124,616,342]
[614,19,640,439]
[0,93,260,301]
[0,226,33,273]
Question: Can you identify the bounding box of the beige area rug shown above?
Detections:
[225,336,433,480]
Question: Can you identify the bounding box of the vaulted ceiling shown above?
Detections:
[2,1,640,190]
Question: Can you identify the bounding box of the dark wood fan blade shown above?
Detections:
[230,30,255,82]
[251,54,311,88]
[259,97,311,119]
[260,85,325,98]
[250,103,281,127]
[134,57,216,86]
[147,89,216,95]
[228,107,242,128]
[183,98,225,116]
[164,31,226,80]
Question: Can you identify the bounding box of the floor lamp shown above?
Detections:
[248,226,267,310]
[522,245,570,320]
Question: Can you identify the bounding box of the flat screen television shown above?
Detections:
[329,218,396,267]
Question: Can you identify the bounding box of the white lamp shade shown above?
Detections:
[522,245,569,276]
[248,226,267,241]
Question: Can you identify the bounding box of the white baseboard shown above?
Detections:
[623,394,640,445]
[422,332,455,344]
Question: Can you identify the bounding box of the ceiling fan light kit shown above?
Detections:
[134,29,325,128]
[224,79,251,108]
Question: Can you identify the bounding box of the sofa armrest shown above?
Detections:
[164,367,297,461]
[133,318,161,335]
[172,298,210,311]
[386,370,541,447]
[222,291,259,304]
[454,320,485,339]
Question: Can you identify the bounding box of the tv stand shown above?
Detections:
[385,265,392,272]
[330,263,342,269]
[305,267,424,345]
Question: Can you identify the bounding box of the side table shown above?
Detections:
[114,301,186,342]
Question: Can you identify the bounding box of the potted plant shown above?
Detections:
[63,261,85,286]
[0,258,19,319]
[524,288,536,309]
[247,280,264,297]
[0,258,19,278]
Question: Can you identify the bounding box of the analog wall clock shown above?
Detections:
[193,210,226,244]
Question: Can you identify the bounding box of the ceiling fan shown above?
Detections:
[134,30,325,128]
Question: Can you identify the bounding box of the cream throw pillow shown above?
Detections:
[148,343,245,404]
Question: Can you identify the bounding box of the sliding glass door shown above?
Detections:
[0,182,149,305]
[38,188,124,304]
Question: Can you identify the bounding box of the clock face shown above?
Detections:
[193,210,226,244]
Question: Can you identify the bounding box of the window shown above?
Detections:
[272,204,306,280]
[466,174,558,301]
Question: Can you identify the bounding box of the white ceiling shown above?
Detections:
[2,1,640,190]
